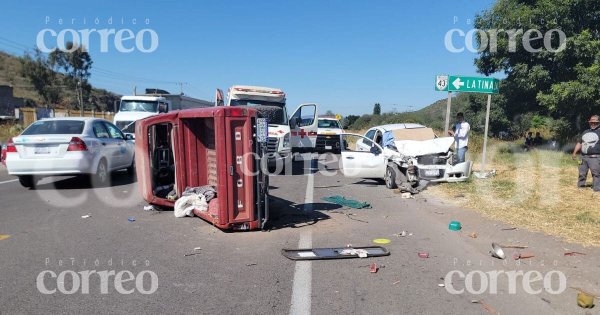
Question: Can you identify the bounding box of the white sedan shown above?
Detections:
[5,117,135,188]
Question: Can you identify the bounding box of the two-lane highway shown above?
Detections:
[0,155,596,314]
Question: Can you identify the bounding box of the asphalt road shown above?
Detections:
[0,154,599,314]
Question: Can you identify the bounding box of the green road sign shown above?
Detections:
[448,75,499,94]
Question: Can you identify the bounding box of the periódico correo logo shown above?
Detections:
[36,28,159,53]
[36,269,158,294]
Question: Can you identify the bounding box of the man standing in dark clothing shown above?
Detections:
[572,115,600,191]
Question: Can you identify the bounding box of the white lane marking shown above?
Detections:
[0,179,18,185]
[290,173,314,315]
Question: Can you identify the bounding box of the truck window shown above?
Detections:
[229,100,288,125]
[119,100,158,112]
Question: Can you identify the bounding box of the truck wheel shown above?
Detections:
[385,166,398,189]
[18,175,36,188]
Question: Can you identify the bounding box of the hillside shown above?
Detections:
[347,94,471,131]
[0,50,120,111]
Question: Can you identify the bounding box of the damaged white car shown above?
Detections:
[340,123,472,190]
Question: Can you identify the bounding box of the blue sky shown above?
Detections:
[0,0,495,115]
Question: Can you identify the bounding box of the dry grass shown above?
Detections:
[0,122,21,143]
[428,143,600,246]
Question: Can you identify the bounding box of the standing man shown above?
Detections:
[572,115,600,192]
[448,112,470,163]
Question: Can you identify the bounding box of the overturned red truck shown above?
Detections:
[135,106,269,230]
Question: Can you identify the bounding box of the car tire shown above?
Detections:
[126,158,135,175]
[92,159,109,187]
[18,175,36,188]
[385,166,398,189]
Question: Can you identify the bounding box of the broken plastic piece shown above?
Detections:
[81,215,91,219]
[127,216,136,222]
[370,263,378,273]
[373,238,391,244]
[418,252,429,258]
[281,246,390,261]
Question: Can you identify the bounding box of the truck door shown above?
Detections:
[289,103,318,149]
[340,134,386,178]
[135,112,179,207]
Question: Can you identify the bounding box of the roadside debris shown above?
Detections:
[541,297,551,304]
[81,214,91,219]
[564,251,586,256]
[471,299,498,314]
[472,170,497,179]
[512,252,535,260]
[400,192,413,199]
[489,243,506,259]
[321,196,371,209]
[392,280,401,285]
[418,252,429,258]
[468,232,478,238]
[281,246,390,260]
[499,244,528,249]
[373,238,391,244]
[0,235,11,241]
[127,216,136,222]
[448,221,462,231]
[434,211,444,215]
[246,263,257,266]
[501,227,517,231]
[143,205,155,211]
[370,263,378,273]
[577,292,595,308]
[438,283,445,287]
[393,231,412,237]
[184,247,203,257]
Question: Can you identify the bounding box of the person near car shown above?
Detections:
[448,112,470,163]
[524,132,534,150]
[572,115,600,192]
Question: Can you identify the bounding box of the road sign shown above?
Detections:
[335,114,341,120]
[435,75,449,91]
[448,75,499,94]
[256,118,268,143]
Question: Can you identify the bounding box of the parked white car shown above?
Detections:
[340,123,472,190]
[5,117,135,188]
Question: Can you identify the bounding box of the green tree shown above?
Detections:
[20,49,61,105]
[48,42,93,109]
[474,0,600,137]
[373,103,381,115]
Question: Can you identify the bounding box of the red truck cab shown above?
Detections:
[135,106,269,230]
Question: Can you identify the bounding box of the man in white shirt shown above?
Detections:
[447,112,470,163]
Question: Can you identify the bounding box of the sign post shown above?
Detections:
[435,75,499,173]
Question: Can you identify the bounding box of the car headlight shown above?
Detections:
[282,133,290,147]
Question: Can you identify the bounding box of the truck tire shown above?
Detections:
[385,165,398,189]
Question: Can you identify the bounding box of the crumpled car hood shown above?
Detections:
[394,137,455,157]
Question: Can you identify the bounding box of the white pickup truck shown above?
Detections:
[114,89,213,137]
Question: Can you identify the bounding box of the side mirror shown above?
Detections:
[125,134,134,141]
[158,103,168,113]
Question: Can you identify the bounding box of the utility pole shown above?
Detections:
[177,82,188,95]
[77,80,83,117]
